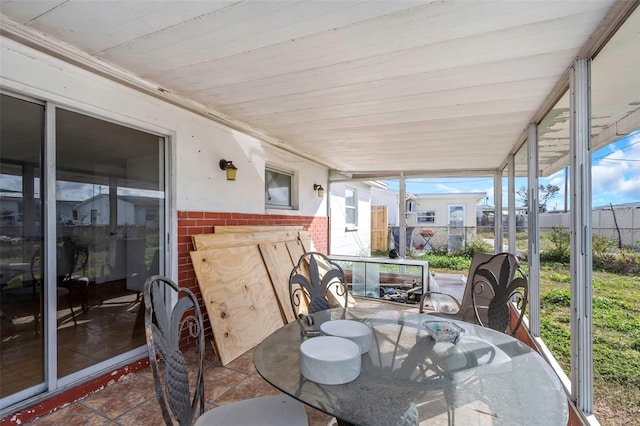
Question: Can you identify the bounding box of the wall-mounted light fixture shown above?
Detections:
[219,159,238,181]
[313,184,324,198]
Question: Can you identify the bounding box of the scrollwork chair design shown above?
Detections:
[420,252,528,335]
[472,253,528,335]
[289,252,348,317]
[143,275,308,426]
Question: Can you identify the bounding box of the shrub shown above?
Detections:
[541,226,570,263]
[592,235,614,257]
[451,237,492,258]
[416,254,470,270]
[593,249,640,275]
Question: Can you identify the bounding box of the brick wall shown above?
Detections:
[177,211,329,344]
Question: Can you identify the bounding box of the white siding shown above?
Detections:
[329,182,372,256]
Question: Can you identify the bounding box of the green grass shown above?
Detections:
[417,253,639,424]
[538,265,639,424]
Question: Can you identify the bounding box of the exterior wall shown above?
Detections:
[370,187,400,226]
[408,196,480,228]
[540,206,640,248]
[0,35,330,272]
[177,211,328,340]
[1,37,331,362]
[329,182,372,256]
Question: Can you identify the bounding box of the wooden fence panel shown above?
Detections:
[371,205,388,252]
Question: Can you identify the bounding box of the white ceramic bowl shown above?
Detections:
[300,336,361,385]
[320,319,372,354]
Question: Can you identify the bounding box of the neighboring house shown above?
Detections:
[329,180,385,256]
[371,188,486,251]
[73,194,161,226]
[74,194,133,225]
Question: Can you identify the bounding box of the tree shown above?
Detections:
[516,184,560,213]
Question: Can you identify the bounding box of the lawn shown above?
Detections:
[538,264,640,424]
[415,249,639,425]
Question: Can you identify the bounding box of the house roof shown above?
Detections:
[1,1,638,179]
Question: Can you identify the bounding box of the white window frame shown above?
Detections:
[265,165,295,210]
[416,210,435,224]
[345,187,358,230]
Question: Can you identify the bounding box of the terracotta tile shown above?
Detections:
[81,373,155,418]
[112,398,168,425]
[213,374,281,406]
[135,365,154,381]
[202,365,248,402]
[28,403,110,425]
[223,348,256,374]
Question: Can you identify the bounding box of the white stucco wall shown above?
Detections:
[371,187,400,226]
[408,195,482,228]
[371,189,484,229]
[329,182,372,256]
[540,206,640,248]
[0,37,328,218]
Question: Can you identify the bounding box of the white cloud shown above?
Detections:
[592,134,640,202]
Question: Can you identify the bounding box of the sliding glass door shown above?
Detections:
[0,94,45,401]
[55,108,165,378]
[1,92,167,407]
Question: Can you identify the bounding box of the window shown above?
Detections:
[265,166,293,208]
[345,187,357,229]
[417,211,435,223]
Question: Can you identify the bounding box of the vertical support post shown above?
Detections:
[44,102,57,387]
[527,123,540,337]
[508,155,516,254]
[493,172,503,253]
[399,173,407,259]
[570,58,593,413]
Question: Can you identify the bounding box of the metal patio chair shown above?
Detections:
[143,275,308,426]
[420,252,528,335]
[289,252,349,318]
[30,238,90,328]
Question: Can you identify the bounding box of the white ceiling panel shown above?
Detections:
[1,0,636,178]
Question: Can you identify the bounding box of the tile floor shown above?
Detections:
[26,345,336,425]
[21,292,453,425]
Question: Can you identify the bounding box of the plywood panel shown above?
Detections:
[298,230,315,252]
[214,225,303,234]
[192,230,298,251]
[190,246,284,365]
[285,239,306,265]
[258,242,297,323]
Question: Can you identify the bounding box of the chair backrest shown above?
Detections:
[143,275,205,426]
[30,238,89,286]
[470,253,528,335]
[289,252,348,316]
[450,252,499,322]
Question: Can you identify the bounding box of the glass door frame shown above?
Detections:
[0,90,173,410]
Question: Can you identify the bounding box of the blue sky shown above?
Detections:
[385,128,640,210]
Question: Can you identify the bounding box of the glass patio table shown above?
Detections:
[254,308,568,426]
